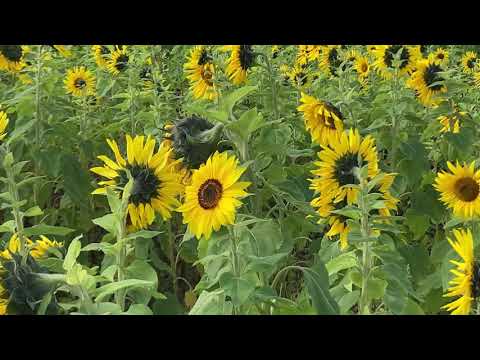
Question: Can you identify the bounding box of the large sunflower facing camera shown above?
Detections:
[91,135,185,229]
[177,152,250,240]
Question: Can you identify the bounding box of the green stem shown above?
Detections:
[390,69,400,172]
[33,45,44,211]
[167,219,178,299]
[115,215,128,311]
[228,226,240,315]
[358,177,372,315]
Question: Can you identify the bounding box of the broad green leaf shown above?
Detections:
[23,206,43,217]
[326,251,358,276]
[63,237,82,271]
[302,262,340,315]
[24,224,75,237]
[93,279,154,303]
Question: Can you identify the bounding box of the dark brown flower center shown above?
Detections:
[454,177,479,202]
[239,45,254,71]
[361,63,368,73]
[0,45,23,62]
[423,63,444,91]
[437,53,445,60]
[334,153,361,186]
[198,179,223,209]
[198,49,212,66]
[383,45,410,69]
[472,262,480,298]
[467,58,476,69]
[323,101,344,129]
[115,54,129,72]
[74,78,86,89]
[118,165,160,205]
[201,66,214,86]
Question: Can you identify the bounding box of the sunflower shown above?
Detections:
[0,110,9,141]
[296,45,322,67]
[354,55,371,85]
[429,48,449,66]
[297,93,344,146]
[407,58,447,107]
[91,135,185,230]
[286,65,311,87]
[319,45,342,77]
[434,161,480,219]
[438,115,461,133]
[342,48,360,66]
[64,66,96,97]
[442,229,478,315]
[92,45,110,70]
[372,45,421,79]
[222,45,255,85]
[461,51,478,74]
[310,129,379,205]
[177,151,251,240]
[0,233,62,260]
[184,46,217,101]
[271,45,281,59]
[107,45,129,76]
[0,45,28,73]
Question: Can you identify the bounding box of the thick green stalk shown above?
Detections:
[228,226,240,315]
[33,45,44,210]
[357,176,372,315]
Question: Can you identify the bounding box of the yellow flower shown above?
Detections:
[443,229,476,315]
[52,45,72,58]
[461,51,478,74]
[184,46,217,101]
[64,66,96,97]
[222,45,254,85]
[407,58,447,107]
[354,55,371,86]
[310,129,379,205]
[438,115,461,133]
[372,45,421,79]
[428,48,449,66]
[297,93,344,146]
[319,45,342,77]
[177,151,250,240]
[0,45,28,73]
[107,45,129,76]
[434,161,480,219]
[29,236,63,258]
[91,135,185,230]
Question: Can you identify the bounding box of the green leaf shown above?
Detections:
[125,260,158,304]
[0,220,16,233]
[23,206,43,217]
[244,253,288,273]
[93,279,154,303]
[126,230,161,241]
[302,262,340,315]
[326,251,358,276]
[221,85,258,116]
[63,237,83,271]
[338,290,360,314]
[331,206,362,220]
[123,304,153,315]
[227,107,265,141]
[219,272,256,306]
[24,224,75,237]
[405,209,430,240]
[60,153,93,209]
[92,214,118,235]
[189,289,231,315]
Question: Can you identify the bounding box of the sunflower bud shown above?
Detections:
[0,253,62,314]
[167,116,225,169]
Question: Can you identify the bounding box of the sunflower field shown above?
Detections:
[1,44,480,316]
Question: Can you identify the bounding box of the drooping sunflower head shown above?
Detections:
[164,116,225,172]
[442,228,478,315]
[92,45,111,70]
[407,58,447,107]
[319,45,343,77]
[223,45,255,85]
[0,233,62,261]
[177,151,251,240]
[297,93,344,146]
[434,161,480,219]
[461,51,478,74]
[184,46,217,101]
[0,45,27,73]
[91,135,185,230]
[64,66,96,97]
[0,110,9,141]
[310,129,379,205]
[107,45,130,76]
[429,48,449,66]
[372,45,421,79]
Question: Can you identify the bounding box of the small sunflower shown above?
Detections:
[372,45,421,79]
[461,51,478,74]
[354,55,371,85]
[438,115,461,133]
[0,45,28,73]
[223,45,255,85]
[297,93,344,146]
[442,229,478,315]
[434,161,480,219]
[310,129,379,205]
[342,48,360,66]
[286,65,311,87]
[296,45,322,67]
[429,48,449,66]
[107,45,130,76]
[177,151,251,240]
[271,45,282,59]
[319,45,342,77]
[184,46,217,101]
[91,135,185,230]
[92,45,111,70]
[64,66,96,97]
[0,110,9,141]
[407,58,447,107]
